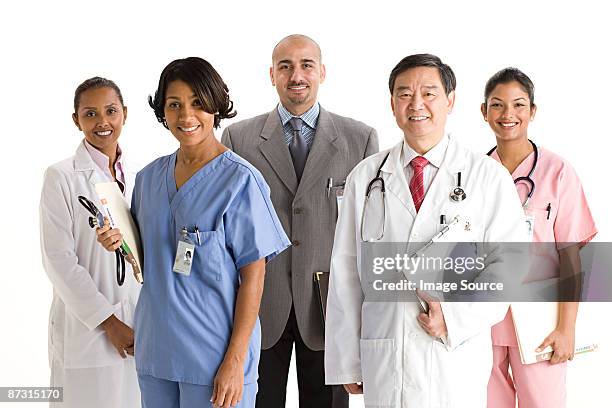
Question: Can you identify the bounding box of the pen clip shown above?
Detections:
[194,226,202,245]
[326,178,333,198]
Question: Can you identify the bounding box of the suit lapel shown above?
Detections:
[295,107,339,200]
[258,110,298,194]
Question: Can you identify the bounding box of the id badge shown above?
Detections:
[173,228,195,276]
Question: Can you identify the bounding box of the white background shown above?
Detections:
[1,0,610,406]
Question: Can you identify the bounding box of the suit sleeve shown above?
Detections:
[364,128,379,158]
[40,167,115,331]
[221,126,234,150]
[440,162,529,350]
[325,172,364,384]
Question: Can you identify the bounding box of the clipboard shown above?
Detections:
[95,182,144,283]
[314,271,329,331]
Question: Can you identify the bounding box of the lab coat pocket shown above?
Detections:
[64,301,123,368]
[360,338,397,407]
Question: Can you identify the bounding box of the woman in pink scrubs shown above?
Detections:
[481,67,597,408]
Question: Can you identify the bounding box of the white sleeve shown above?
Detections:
[325,175,364,384]
[441,163,529,350]
[40,167,115,331]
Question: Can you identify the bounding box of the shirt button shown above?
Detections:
[292,240,300,246]
[411,233,419,239]
[293,208,302,214]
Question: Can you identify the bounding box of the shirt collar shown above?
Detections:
[83,139,124,178]
[402,134,449,169]
[277,102,320,129]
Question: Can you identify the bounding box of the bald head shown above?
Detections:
[269,34,326,116]
[272,34,322,63]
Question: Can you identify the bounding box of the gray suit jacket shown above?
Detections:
[222,106,378,350]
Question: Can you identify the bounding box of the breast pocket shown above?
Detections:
[529,204,555,243]
[183,229,222,282]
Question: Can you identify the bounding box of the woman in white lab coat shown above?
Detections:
[40,77,141,408]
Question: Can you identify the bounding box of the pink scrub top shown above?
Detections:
[490,145,597,346]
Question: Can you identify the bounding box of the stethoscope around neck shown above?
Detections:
[359,151,469,242]
[486,139,538,208]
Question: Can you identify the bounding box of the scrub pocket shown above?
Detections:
[183,229,222,282]
[360,338,397,407]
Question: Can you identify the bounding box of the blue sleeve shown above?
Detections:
[224,171,290,270]
[130,172,141,226]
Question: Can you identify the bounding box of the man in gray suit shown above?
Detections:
[221,34,378,407]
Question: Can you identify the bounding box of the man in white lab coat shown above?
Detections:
[324,54,528,407]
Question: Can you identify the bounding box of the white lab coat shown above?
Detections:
[325,136,528,408]
[40,141,141,406]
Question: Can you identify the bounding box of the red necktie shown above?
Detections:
[409,156,429,212]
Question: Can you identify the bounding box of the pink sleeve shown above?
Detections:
[554,161,597,249]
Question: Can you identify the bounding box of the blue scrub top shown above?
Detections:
[131,150,290,386]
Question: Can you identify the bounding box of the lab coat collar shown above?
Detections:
[73,139,132,188]
[381,134,465,176]
[73,140,96,172]
[378,134,467,216]
[402,135,448,170]
[75,140,110,188]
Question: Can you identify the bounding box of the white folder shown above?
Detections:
[94,182,143,278]
[511,300,599,364]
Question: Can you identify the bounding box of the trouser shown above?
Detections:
[50,356,140,408]
[487,345,567,408]
[138,374,257,408]
[256,306,348,408]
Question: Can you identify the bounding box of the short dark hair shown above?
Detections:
[484,67,535,107]
[149,57,236,129]
[74,77,124,112]
[388,54,456,95]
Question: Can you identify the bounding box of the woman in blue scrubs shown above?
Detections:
[98,57,290,408]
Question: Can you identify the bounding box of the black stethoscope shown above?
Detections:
[78,195,126,285]
[360,151,468,241]
[361,152,390,241]
[486,139,538,208]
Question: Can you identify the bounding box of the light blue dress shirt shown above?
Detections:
[277,102,319,148]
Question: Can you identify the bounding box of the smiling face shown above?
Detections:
[391,66,455,151]
[270,36,326,115]
[72,87,126,154]
[163,80,216,147]
[482,81,536,142]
